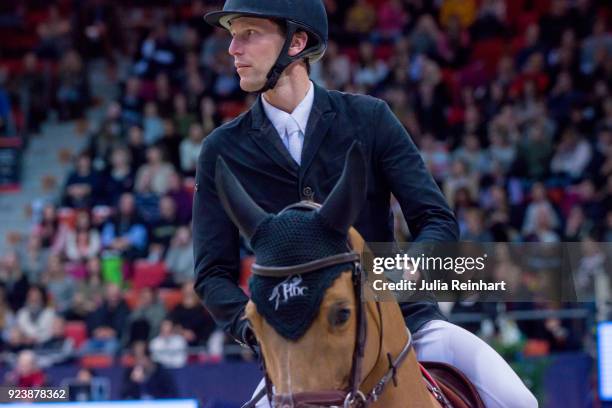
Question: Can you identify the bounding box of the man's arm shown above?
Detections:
[374,100,459,331]
[374,100,459,242]
[192,137,251,343]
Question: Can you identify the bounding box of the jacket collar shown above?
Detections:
[249,83,336,178]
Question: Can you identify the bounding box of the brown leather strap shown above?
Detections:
[252,252,360,277]
[365,329,413,403]
[273,390,348,407]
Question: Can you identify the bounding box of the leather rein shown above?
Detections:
[244,251,414,408]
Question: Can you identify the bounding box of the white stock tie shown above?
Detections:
[285,117,303,165]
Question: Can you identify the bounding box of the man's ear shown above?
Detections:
[288,31,308,57]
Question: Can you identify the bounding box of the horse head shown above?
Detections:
[215,143,439,407]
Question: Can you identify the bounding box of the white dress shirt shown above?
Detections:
[261,81,315,165]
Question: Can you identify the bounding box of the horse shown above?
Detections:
[215,143,484,407]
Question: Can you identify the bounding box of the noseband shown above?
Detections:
[243,202,414,408]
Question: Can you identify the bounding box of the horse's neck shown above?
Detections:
[347,229,437,406]
[360,301,439,407]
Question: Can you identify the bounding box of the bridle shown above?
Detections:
[242,202,414,408]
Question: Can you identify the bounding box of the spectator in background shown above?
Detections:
[127,125,147,173]
[522,182,560,237]
[172,93,196,140]
[4,350,46,387]
[550,127,592,180]
[41,255,75,315]
[461,207,494,242]
[18,52,48,134]
[88,104,123,169]
[135,146,175,196]
[0,67,15,136]
[169,282,215,346]
[101,193,148,261]
[100,146,135,207]
[56,50,89,120]
[581,16,612,76]
[439,0,476,30]
[154,73,174,117]
[166,173,192,225]
[121,341,178,400]
[564,205,592,241]
[453,134,489,175]
[524,205,561,242]
[443,160,479,208]
[119,77,143,130]
[15,286,56,346]
[199,96,221,136]
[0,288,16,350]
[487,129,516,173]
[469,0,508,40]
[19,234,48,285]
[148,196,180,262]
[200,26,230,69]
[375,0,407,41]
[410,15,442,57]
[64,211,101,265]
[353,42,388,91]
[157,120,182,171]
[143,102,164,145]
[0,252,30,312]
[82,283,128,356]
[63,153,98,209]
[345,0,376,37]
[125,288,166,346]
[150,319,187,369]
[316,40,351,90]
[36,4,71,60]
[134,24,180,79]
[514,123,554,180]
[66,257,105,322]
[419,133,451,181]
[179,122,204,176]
[134,177,162,226]
[36,316,75,367]
[164,226,194,287]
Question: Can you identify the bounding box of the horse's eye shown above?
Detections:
[329,307,351,327]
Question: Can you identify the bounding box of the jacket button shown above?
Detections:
[302,186,313,200]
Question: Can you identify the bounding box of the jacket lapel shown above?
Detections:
[248,97,299,178]
[300,84,336,177]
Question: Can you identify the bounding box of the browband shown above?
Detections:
[251,252,360,277]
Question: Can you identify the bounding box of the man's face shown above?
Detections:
[228,17,285,92]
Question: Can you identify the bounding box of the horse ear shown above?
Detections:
[319,142,367,235]
[215,157,269,240]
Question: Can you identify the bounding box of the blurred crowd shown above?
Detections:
[0,0,610,389]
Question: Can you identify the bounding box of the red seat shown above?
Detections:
[80,354,113,369]
[132,261,167,289]
[64,321,88,349]
[523,339,550,357]
[159,288,183,311]
[123,288,140,310]
[57,207,77,229]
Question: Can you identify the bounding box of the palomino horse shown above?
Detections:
[215,143,483,407]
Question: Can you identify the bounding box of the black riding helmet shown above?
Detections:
[204,0,328,92]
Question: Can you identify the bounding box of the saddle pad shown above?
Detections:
[421,361,486,408]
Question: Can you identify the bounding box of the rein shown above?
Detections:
[244,251,414,408]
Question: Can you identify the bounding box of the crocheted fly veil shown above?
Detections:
[215,142,367,341]
[248,209,353,340]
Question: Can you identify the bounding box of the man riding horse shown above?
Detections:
[193,1,536,406]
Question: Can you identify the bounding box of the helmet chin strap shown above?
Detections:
[257,21,300,93]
